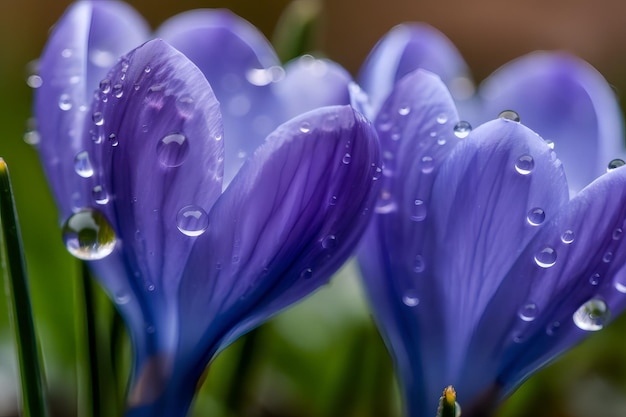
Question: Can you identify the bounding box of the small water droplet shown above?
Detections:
[114,292,131,305]
[498,110,520,122]
[515,154,535,175]
[144,65,151,73]
[342,153,352,165]
[546,321,561,336]
[372,166,383,180]
[613,228,623,240]
[27,75,42,89]
[214,134,222,142]
[74,151,93,178]
[62,208,116,260]
[453,121,472,138]
[61,48,73,58]
[607,159,625,172]
[300,268,313,279]
[90,49,116,68]
[145,282,156,292]
[58,94,72,111]
[421,156,434,174]
[402,290,419,307]
[410,199,427,222]
[176,205,209,236]
[157,133,189,167]
[603,251,613,263]
[519,303,537,322]
[398,105,411,116]
[109,133,118,147]
[322,234,338,249]
[545,139,555,149]
[23,130,40,145]
[589,273,600,286]
[92,185,109,204]
[413,255,425,273]
[561,230,574,244]
[534,246,556,268]
[99,79,111,94]
[526,208,545,226]
[299,122,311,133]
[573,298,609,331]
[112,83,123,98]
[437,138,446,146]
[329,195,338,206]
[436,113,448,124]
[92,112,104,126]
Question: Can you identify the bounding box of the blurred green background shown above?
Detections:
[1,1,626,416]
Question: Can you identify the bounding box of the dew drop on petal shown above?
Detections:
[613,228,623,240]
[58,94,72,111]
[398,105,411,116]
[402,289,419,307]
[518,303,537,322]
[157,133,189,167]
[112,83,123,98]
[108,133,118,147]
[546,321,561,336]
[114,292,131,305]
[23,130,40,145]
[545,139,555,150]
[410,199,427,222]
[299,122,311,133]
[573,298,609,331]
[92,185,109,205]
[589,273,600,286]
[561,230,574,244]
[607,158,625,172]
[300,268,313,280]
[498,110,520,122]
[603,251,613,263]
[372,165,383,180]
[62,208,116,260]
[515,154,534,175]
[176,205,208,236]
[92,112,104,126]
[27,75,42,89]
[413,255,425,273]
[99,79,111,94]
[74,151,93,178]
[436,113,448,124]
[526,208,545,226]
[534,247,556,268]
[421,156,434,174]
[342,153,352,165]
[322,234,338,249]
[453,121,472,138]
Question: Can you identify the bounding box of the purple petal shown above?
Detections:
[177,105,380,372]
[358,23,472,117]
[86,39,224,355]
[479,52,624,193]
[467,164,626,398]
[35,0,149,217]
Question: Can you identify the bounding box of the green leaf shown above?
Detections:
[272,0,322,62]
[0,158,49,417]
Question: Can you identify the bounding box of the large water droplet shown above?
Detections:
[62,208,116,260]
[515,154,534,175]
[526,207,545,226]
[498,110,520,122]
[607,158,625,172]
[519,303,538,321]
[176,205,208,236]
[534,247,556,268]
[453,121,472,138]
[157,133,189,167]
[402,290,419,307]
[573,298,609,331]
[74,151,94,178]
[27,75,42,89]
[410,199,427,222]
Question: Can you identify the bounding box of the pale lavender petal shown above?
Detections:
[86,39,224,357]
[359,23,472,117]
[479,52,624,193]
[177,105,380,373]
[35,0,149,217]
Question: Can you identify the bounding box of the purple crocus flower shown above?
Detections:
[35,1,380,415]
[355,24,626,417]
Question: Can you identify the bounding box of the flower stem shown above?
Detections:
[0,158,49,417]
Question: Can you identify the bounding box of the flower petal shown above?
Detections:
[479,52,625,193]
[358,23,472,117]
[35,0,149,217]
[177,105,380,373]
[466,165,626,399]
[86,39,224,352]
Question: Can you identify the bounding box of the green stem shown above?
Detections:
[81,261,102,417]
[0,158,49,417]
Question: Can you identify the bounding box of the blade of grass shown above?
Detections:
[0,158,49,417]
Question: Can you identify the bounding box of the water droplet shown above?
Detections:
[74,151,93,178]
[58,94,72,111]
[546,321,561,336]
[92,112,104,126]
[573,298,609,331]
[108,133,118,147]
[300,268,313,279]
[413,255,425,273]
[144,65,151,73]
[436,113,448,124]
[421,156,434,174]
[526,208,545,226]
[607,159,625,172]
[437,138,447,146]
[214,134,222,142]
[498,110,520,122]
[398,105,411,116]
[322,234,338,249]
[613,228,623,240]
[114,292,131,305]
[515,154,535,175]
[299,122,311,133]
[176,205,209,236]
[90,49,116,68]
[561,230,574,244]
[157,133,189,167]
[92,185,109,204]
[62,208,116,260]
[372,166,383,180]
[589,273,600,285]
[410,199,427,222]
[603,251,613,263]
[112,83,123,98]
[453,121,472,138]
[519,303,537,321]
[545,139,555,150]
[402,290,419,307]
[27,75,42,89]
[23,130,41,145]
[145,282,156,292]
[61,48,73,58]
[615,276,626,293]
[534,247,556,268]
[99,79,111,94]
[176,95,194,117]
[342,153,352,165]
[329,195,338,206]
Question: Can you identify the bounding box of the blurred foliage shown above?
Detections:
[0,1,626,417]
